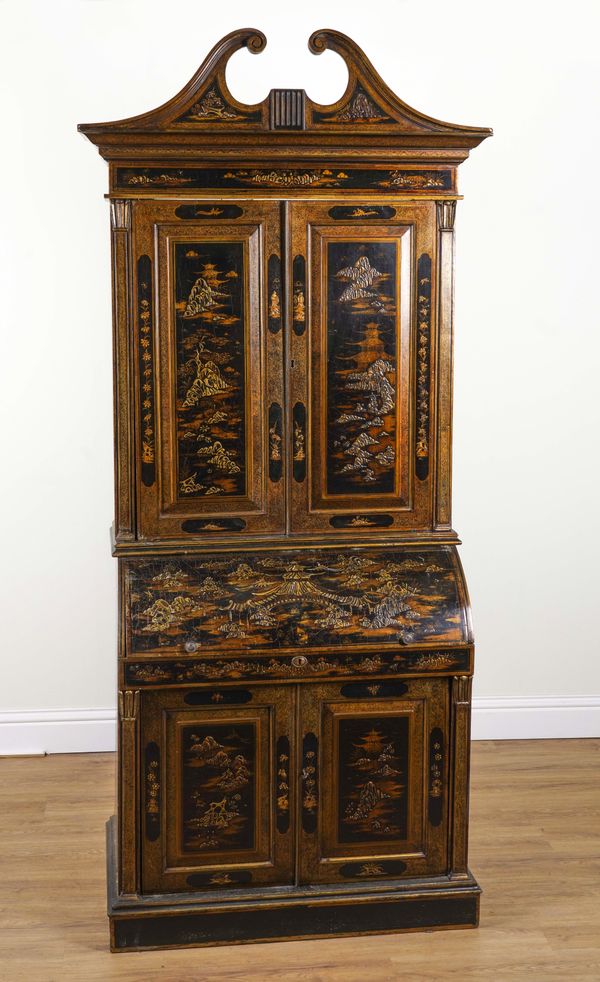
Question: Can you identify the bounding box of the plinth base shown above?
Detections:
[106,818,481,952]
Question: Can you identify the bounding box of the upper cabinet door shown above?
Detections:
[289,200,437,534]
[132,199,284,539]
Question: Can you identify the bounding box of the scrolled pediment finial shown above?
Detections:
[308,30,329,54]
[78,28,491,149]
[246,29,267,54]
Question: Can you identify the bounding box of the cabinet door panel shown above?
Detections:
[140,685,294,894]
[289,200,436,533]
[132,199,284,539]
[298,678,449,884]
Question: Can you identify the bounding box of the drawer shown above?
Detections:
[123,647,472,687]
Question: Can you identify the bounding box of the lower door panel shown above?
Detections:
[140,685,295,893]
[298,678,449,884]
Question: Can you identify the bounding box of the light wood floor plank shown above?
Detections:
[0,740,599,980]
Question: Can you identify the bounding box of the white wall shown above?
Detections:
[1,0,599,748]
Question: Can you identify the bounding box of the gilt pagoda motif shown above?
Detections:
[127,548,468,654]
[338,717,408,843]
[327,242,398,494]
[175,242,246,498]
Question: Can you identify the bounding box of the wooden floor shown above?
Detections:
[1,740,599,981]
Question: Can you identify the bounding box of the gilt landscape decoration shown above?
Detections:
[116,167,454,192]
[175,241,246,499]
[126,548,468,654]
[327,241,398,495]
[125,649,471,685]
[314,85,391,123]
[176,84,260,124]
[338,716,409,844]
[182,723,256,853]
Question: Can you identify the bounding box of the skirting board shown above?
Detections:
[0,709,116,756]
[1,698,599,755]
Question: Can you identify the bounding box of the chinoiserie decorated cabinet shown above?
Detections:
[79,28,491,951]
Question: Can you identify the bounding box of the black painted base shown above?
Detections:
[107,819,481,952]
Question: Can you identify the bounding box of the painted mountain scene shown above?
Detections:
[326,240,399,496]
[175,241,246,498]
[126,547,468,654]
[182,723,256,853]
[338,716,409,844]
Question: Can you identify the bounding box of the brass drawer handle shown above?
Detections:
[291,655,308,668]
[184,640,198,653]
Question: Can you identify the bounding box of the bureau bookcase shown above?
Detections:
[79,28,491,951]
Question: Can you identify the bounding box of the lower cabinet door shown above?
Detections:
[298,678,449,884]
[140,685,295,894]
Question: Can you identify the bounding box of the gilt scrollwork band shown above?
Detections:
[137,255,156,487]
[415,253,432,481]
[428,726,444,826]
[276,735,291,834]
[301,732,319,833]
[144,741,161,842]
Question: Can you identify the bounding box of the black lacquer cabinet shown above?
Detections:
[79,27,491,950]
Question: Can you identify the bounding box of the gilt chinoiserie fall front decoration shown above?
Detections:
[79,28,491,951]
